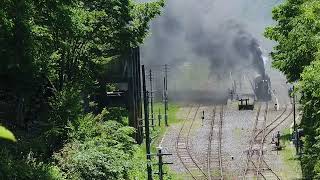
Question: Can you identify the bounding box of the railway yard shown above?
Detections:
[158,76,301,180]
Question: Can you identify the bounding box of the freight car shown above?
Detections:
[254,75,272,101]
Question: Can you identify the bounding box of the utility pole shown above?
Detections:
[142,65,153,180]
[164,64,168,92]
[293,85,298,154]
[149,69,154,129]
[158,108,162,127]
[163,77,168,126]
[155,148,173,180]
[164,64,168,126]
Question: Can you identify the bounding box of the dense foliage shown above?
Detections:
[54,110,137,179]
[265,0,319,82]
[266,0,320,178]
[0,0,164,179]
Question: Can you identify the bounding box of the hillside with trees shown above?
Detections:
[0,0,164,179]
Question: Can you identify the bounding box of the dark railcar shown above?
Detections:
[254,75,272,101]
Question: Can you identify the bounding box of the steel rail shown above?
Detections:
[218,106,224,180]
[243,103,268,179]
[176,105,208,179]
[243,104,262,177]
[259,107,293,180]
[187,105,208,179]
[256,103,269,178]
[245,103,292,180]
[175,105,197,179]
[207,106,216,180]
[256,105,292,180]
[207,105,224,180]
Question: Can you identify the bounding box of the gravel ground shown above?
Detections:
[263,104,303,179]
[189,106,211,171]
[155,44,297,180]
[159,96,300,179]
[160,106,201,174]
[223,102,256,179]
[160,123,184,173]
[160,103,256,179]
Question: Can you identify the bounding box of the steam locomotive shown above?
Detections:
[254,75,271,101]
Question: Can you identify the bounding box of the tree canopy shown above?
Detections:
[265,0,319,82]
[266,0,320,178]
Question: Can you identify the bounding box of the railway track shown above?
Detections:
[243,102,269,179]
[258,105,293,179]
[176,105,208,179]
[207,106,224,180]
[243,103,293,179]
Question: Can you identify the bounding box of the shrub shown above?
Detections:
[43,86,83,155]
[54,140,131,180]
[54,111,137,179]
[0,149,64,180]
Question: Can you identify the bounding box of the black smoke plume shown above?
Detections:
[140,0,279,102]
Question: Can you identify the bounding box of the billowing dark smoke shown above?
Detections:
[139,0,279,102]
[186,20,266,78]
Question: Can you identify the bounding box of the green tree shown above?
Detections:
[298,58,320,178]
[266,0,320,178]
[265,0,319,82]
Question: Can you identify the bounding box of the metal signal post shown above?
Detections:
[158,108,162,127]
[163,64,169,126]
[149,69,155,129]
[155,148,173,180]
[293,85,298,154]
[142,65,153,180]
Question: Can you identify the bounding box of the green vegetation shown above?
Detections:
[54,110,137,180]
[265,0,320,178]
[106,102,181,180]
[149,103,181,180]
[0,0,164,179]
[130,103,180,180]
[279,128,302,179]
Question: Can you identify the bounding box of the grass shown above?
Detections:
[153,102,182,124]
[152,102,182,179]
[129,102,182,180]
[151,103,181,146]
[278,128,302,179]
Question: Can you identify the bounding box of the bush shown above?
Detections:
[54,111,137,179]
[54,140,132,180]
[0,149,64,180]
[43,86,83,155]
